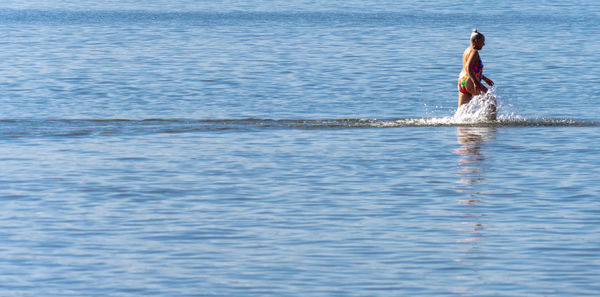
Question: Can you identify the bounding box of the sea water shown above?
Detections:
[0,1,599,296]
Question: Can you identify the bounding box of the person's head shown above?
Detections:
[470,28,485,50]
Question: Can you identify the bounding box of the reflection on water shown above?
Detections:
[455,127,496,190]
[453,127,496,288]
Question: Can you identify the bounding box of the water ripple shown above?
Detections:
[0,9,595,26]
[0,117,596,138]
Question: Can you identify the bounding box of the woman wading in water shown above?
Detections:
[458,29,496,119]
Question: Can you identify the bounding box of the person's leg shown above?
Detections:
[458,91,473,106]
[487,103,497,121]
[459,78,497,120]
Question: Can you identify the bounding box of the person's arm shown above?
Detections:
[466,50,485,93]
[482,74,494,87]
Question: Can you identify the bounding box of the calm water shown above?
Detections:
[1,1,599,296]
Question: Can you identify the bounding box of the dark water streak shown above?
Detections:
[0,118,596,138]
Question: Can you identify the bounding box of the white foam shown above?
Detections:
[368,87,595,128]
[453,88,498,123]
[373,89,499,127]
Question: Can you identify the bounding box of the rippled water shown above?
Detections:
[1,1,599,296]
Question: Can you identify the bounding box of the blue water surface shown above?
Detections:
[0,1,599,296]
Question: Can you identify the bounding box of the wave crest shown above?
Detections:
[0,116,595,138]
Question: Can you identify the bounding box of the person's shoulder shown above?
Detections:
[462,47,472,59]
[465,49,480,63]
[464,47,478,55]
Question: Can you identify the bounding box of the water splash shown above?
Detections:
[453,88,498,123]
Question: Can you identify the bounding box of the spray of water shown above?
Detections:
[453,88,498,123]
[379,87,580,127]
[382,88,503,126]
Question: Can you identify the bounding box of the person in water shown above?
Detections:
[458,29,495,110]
